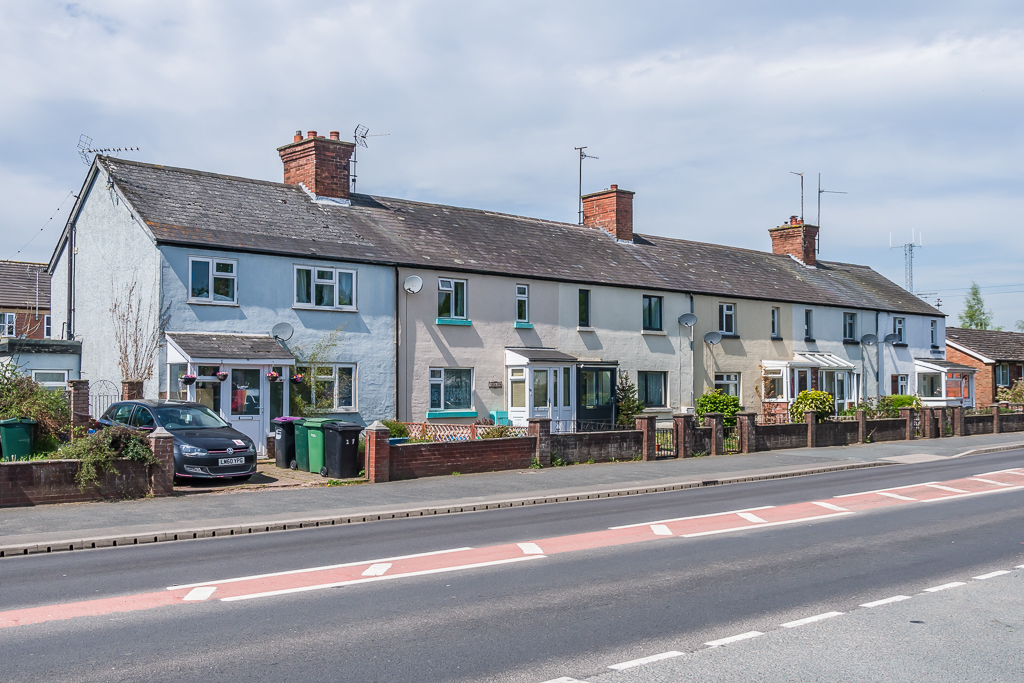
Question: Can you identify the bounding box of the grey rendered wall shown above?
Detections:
[50,246,68,341]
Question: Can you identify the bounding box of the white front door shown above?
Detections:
[225,366,266,454]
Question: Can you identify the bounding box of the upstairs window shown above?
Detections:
[719,303,735,335]
[843,312,856,340]
[804,309,814,340]
[44,315,51,339]
[770,307,780,338]
[0,313,14,337]
[578,289,591,327]
[516,285,529,323]
[438,278,467,319]
[893,317,905,343]
[642,295,663,331]
[930,320,938,346]
[189,256,237,305]
[295,266,356,310]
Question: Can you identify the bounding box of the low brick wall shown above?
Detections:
[1,459,153,508]
[865,418,906,442]
[1001,413,1024,432]
[389,437,536,480]
[551,430,643,463]
[755,423,807,451]
[965,415,993,436]
[816,421,860,447]
[692,426,713,454]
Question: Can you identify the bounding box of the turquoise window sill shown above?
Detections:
[436,318,472,326]
[426,410,478,419]
[514,322,533,329]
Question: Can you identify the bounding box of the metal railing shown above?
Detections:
[722,426,739,453]
[89,394,120,419]
[654,428,674,454]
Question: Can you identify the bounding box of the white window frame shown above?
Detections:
[0,313,14,337]
[188,256,238,306]
[429,367,474,411]
[771,307,780,338]
[438,278,467,320]
[44,315,51,339]
[762,368,786,402]
[930,320,937,346]
[293,265,358,311]
[296,363,358,411]
[32,369,68,390]
[996,363,1010,387]
[804,309,814,339]
[893,317,905,343]
[843,312,856,340]
[715,372,740,397]
[719,303,735,335]
[897,374,908,394]
[516,284,529,323]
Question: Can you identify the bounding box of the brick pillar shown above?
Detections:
[68,379,90,436]
[736,412,756,453]
[856,409,866,444]
[121,380,144,400]
[936,407,947,438]
[991,404,1001,434]
[704,413,723,456]
[528,417,551,467]
[148,427,175,496]
[673,413,693,458]
[265,434,275,460]
[635,415,656,462]
[805,411,817,448]
[899,408,915,440]
[365,420,391,483]
[919,408,933,438]
[952,406,965,436]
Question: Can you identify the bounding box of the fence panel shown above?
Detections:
[723,425,739,453]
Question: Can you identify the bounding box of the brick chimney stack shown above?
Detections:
[277,130,355,200]
[581,185,635,242]
[770,215,819,266]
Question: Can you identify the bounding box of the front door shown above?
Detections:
[577,366,616,429]
[226,367,265,454]
[507,366,576,431]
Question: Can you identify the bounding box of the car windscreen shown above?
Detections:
[153,405,229,430]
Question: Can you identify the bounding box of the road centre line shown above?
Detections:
[680,512,853,538]
[924,484,969,493]
[705,631,763,647]
[608,651,684,670]
[860,595,911,608]
[970,478,1013,487]
[518,542,544,555]
[610,506,775,529]
[650,524,673,536]
[973,570,1011,580]
[539,678,584,683]
[923,582,966,592]
[737,512,767,524]
[876,491,917,501]
[220,555,546,602]
[781,611,844,628]
[167,547,473,590]
[811,501,849,512]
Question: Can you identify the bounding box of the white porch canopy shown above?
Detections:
[791,352,856,369]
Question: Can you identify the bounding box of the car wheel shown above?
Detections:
[233,475,252,482]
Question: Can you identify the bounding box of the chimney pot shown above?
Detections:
[294,130,302,142]
[278,132,356,200]
[610,184,618,190]
[330,131,340,140]
[581,184,635,242]
[307,131,317,139]
[770,220,819,266]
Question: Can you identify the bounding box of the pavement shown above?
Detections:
[1,431,1022,556]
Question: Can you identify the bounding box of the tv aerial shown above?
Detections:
[351,124,390,194]
[77,134,139,165]
[575,146,598,224]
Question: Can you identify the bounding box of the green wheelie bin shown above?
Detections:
[0,417,36,461]
[292,418,309,471]
[302,418,335,477]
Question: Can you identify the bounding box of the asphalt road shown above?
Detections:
[1,450,1022,683]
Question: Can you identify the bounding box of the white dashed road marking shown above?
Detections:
[737,512,767,524]
[973,570,1011,580]
[860,595,911,608]
[650,525,673,536]
[969,478,1013,487]
[923,582,966,592]
[518,543,544,555]
[877,491,916,501]
[182,586,217,601]
[924,484,968,493]
[608,651,684,670]
[781,611,844,628]
[361,563,392,577]
[705,631,763,647]
[811,501,849,512]
[539,678,585,683]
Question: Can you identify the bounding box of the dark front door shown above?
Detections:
[577,366,616,428]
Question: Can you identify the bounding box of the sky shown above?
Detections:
[1,1,1022,328]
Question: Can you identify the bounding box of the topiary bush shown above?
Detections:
[696,389,741,426]
[790,390,834,423]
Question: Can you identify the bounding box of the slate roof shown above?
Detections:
[93,156,942,317]
[0,261,49,309]
[946,327,1024,362]
[166,332,294,361]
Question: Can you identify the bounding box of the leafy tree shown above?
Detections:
[958,282,994,330]
[1016,320,1024,333]
[696,389,741,426]
[615,374,646,427]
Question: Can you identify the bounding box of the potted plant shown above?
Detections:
[215,371,229,382]
[290,373,304,385]
[179,374,197,386]
[266,370,281,382]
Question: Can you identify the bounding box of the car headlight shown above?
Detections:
[180,444,208,457]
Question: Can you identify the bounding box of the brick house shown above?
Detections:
[946,327,1024,406]
[0,260,51,340]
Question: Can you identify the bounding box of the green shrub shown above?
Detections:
[381,419,409,438]
[696,389,741,426]
[480,424,514,439]
[876,394,921,418]
[790,390,834,423]
[0,363,71,444]
[616,374,646,427]
[996,379,1024,404]
[56,426,157,490]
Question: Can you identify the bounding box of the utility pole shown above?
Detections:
[575,146,598,224]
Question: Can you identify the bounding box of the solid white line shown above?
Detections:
[781,611,844,628]
[221,555,546,602]
[610,506,776,529]
[876,491,916,501]
[923,582,966,592]
[681,512,853,538]
[973,570,1011,580]
[970,478,1013,487]
[650,524,673,536]
[737,512,767,524]
[811,501,849,512]
[835,482,936,498]
[167,547,473,590]
[361,563,392,577]
[999,471,1024,477]
[860,595,911,608]
[1017,564,1024,569]
[705,631,763,647]
[975,468,1024,476]
[518,542,544,555]
[924,484,968,493]
[539,678,585,683]
[182,586,217,601]
[608,651,684,670]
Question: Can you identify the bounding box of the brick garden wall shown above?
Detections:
[965,415,993,436]
[865,418,906,442]
[1001,413,1024,432]
[1,459,153,508]
[816,421,861,447]
[389,437,536,480]
[550,430,643,463]
[692,426,713,454]
[755,423,808,451]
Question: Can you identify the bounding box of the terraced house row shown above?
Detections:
[46,130,973,455]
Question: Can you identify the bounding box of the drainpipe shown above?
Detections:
[394,266,400,422]
[875,310,882,399]
[689,293,695,406]
[66,222,75,340]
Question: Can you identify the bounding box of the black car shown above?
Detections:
[98,400,258,481]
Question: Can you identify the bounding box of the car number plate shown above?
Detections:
[219,457,245,466]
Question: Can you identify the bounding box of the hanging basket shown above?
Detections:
[215,371,229,382]
[266,371,281,382]
[290,374,304,385]
[179,374,197,386]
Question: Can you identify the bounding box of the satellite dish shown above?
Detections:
[271,322,294,342]
[403,275,423,294]
[860,333,877,346]
[883,333,900,344]
[678,313,698,327]
[703,331,722,345]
